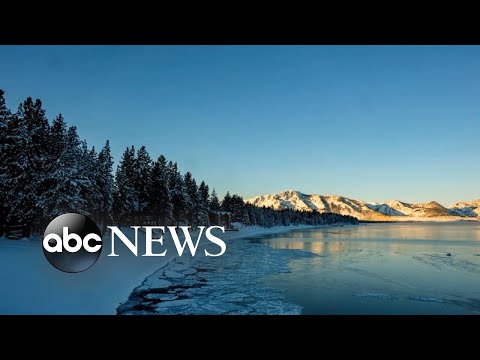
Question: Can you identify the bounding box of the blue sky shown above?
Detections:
[0,45,479,205]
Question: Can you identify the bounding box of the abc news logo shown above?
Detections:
[43,213,103,273]
[43,213,226,273]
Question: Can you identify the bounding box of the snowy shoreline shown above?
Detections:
[0,223,330,314]
[116,223,335,315]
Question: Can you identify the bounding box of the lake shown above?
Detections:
[255,222,480,314]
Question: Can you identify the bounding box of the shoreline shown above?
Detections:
[116,222,352,315]
[0,222,350,315]
[3,221,475,314]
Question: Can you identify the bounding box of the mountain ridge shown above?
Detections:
[245,190,480,222]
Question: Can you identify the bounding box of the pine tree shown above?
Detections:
[97,140,114,231]
[40,114,66,218]
[209,189,220,212]
[198,181,210,225]
[221,191,232,212]
[0,89,7,137]
[246,205,257,225]
[230,194,245,222]
[0,90,9,154]
[147,155,172,224]
[113,146,136,224]
[83,144,100,216]
[134,145,152,220]
[0,90,12,234]
[183,172,198,227]
[7,97,50,235]
[49,114,67,155]
[40,125,92,219]
[168,161,187,226]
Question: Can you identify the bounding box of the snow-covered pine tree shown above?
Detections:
[230,194,245,222]
[30,99,51,217]
[281,210,291,226]
[39,114,66,219]
[198,181,210,226]
[82,143,100,216]
[183,172,198,228]
[242,208,251,225]
[0,89,6,139]
[8,97,50,235]
[147,155,173,224]
[134,145,152,221]
[264,206,274,227]
[0,90,12,234]
[49,114,67,156]
[246,204,257,225]
[113,146,136,224]
[221,191,232,212]
[1,97,33,234]
[97,140,114,231]
[209,189,220,212]
[40,125,91,219]
[256,206,265,226]
[167,161,187,226]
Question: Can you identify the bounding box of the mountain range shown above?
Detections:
[245,190,480,222]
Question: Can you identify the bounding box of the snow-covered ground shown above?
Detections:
[0,223,318,314]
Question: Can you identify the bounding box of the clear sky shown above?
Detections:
[0,45,479,205]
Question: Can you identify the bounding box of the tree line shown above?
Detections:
[0,90,357,237]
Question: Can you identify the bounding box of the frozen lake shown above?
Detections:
[3,223,479,315]
[256,222,480,314]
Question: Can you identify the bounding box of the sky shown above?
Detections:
[0,45,479,205]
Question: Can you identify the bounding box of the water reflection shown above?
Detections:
[256,223,480,255]
[253,223,480,314]
[265,239,344,255]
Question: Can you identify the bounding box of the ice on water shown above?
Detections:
[118,235,314,315]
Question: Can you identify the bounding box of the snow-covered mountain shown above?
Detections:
[245,190,480,222]
[449,200,480,218]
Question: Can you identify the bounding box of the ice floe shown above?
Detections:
[118,227,316,315]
